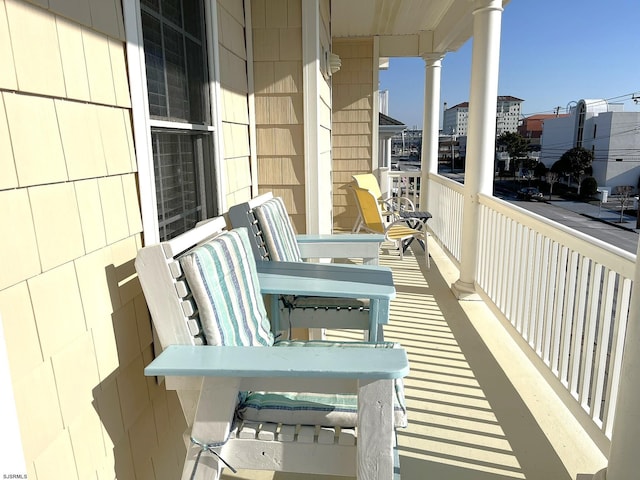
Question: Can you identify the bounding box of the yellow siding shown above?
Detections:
[331,38,374,230]
[252,0,305,230]
[0,1,182,479]
[218,0,254,209]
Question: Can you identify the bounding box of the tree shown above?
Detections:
[580,176,598,197]
[533,162,548,179]
[546,171,559,200]
[558,147,594,194]
[615,185,635,223]
[497,132,528,173]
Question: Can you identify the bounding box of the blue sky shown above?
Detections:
[379,0,640,129]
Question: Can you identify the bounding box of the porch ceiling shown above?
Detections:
[332,0,511,56]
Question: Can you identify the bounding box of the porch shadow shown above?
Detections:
[329,242,573,480]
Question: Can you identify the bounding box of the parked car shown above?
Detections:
[517,187,544,201]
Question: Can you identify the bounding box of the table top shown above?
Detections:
[400,210,432,220]
[256,261,395,300]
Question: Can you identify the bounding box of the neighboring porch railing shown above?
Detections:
[387,171,464,264]
[412,171,634,442]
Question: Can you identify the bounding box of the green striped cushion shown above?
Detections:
[239,340,407,428]
[254,197,302,262]
[179,228,274,347]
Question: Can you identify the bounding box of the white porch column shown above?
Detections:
[420,54,444,212]
[452,0,503,299]
[594,237,640,480]
[302,0,330,234]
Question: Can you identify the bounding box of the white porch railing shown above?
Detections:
[399,170,635,441]
[425,174,464,264]
[387,171,464,264]
[476,194,634,440]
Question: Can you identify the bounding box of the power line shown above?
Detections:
[521,91,640,118]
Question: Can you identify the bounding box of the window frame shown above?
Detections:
[123,0,223,244]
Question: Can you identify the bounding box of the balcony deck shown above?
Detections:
[223,239,607,480]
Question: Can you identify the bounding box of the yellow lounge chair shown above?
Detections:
[350,184,430,268]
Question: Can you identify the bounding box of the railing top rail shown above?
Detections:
[479,193,636,277]
[388,170,421,180]
[425,172,465,194]
[389,171,464,189]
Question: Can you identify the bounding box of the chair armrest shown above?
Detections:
[145,345,409,380]
[382,195,415,213]
[388,217,427,231]
[296,234,383,265]
[256,263,395,300]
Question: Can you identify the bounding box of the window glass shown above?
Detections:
[140,0,216,240]
[141,1,208,125]
[161,0,182,27]
[141,0,159,12]
[141,12,167,117]
[153,130,214,239]
[163,25,190,120]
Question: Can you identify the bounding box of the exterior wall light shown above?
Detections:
[328,52,341,75]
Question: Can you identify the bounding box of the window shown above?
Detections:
[576,102,586,148]
[139,0,217,240]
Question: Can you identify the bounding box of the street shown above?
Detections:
[509,199,639,254]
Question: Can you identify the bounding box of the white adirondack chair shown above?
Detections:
[135,217,409,479]
[227,193,392,341]
[228,192,384,265]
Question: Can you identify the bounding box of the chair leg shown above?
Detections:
[424,233,430,269]
[352,214,363,233]
[357,379,395,478]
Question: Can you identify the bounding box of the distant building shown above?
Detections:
[518,113,569,149]
[379,112,406,169]
[443,96,523,137]
[540,99,640,192]
[495,95,524,135]
[443,102,469,136]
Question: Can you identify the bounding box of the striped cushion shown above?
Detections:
[254,197,302,262]
[179,228,274,347]
[239,340,407,428]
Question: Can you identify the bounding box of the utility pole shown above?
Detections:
[450,128,456,172]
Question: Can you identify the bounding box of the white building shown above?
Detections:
[540,99,640,192]
[443,95,523,136]
[495,95,523,135]
[443,101,469,135]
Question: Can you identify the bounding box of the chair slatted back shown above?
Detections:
[228,193,274,261]
[352,173,384,201]
[135,216,229,350]
[228,193,302,263]
[351,186,385,234]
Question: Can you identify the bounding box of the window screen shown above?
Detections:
[140,0,216,240]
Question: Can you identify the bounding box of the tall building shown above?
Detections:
[442,102,469,135]
[443,96,523,136]
[495,95,524,135]
[540,99,640,192]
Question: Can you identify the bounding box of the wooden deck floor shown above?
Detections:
[223,240,606,480]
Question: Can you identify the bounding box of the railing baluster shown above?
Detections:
[603,278,632,438]
[416,173,633,440]
[579,262,603,413]
[560,251,580,387]
[590,269,616,427]
[542,241,559,365]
